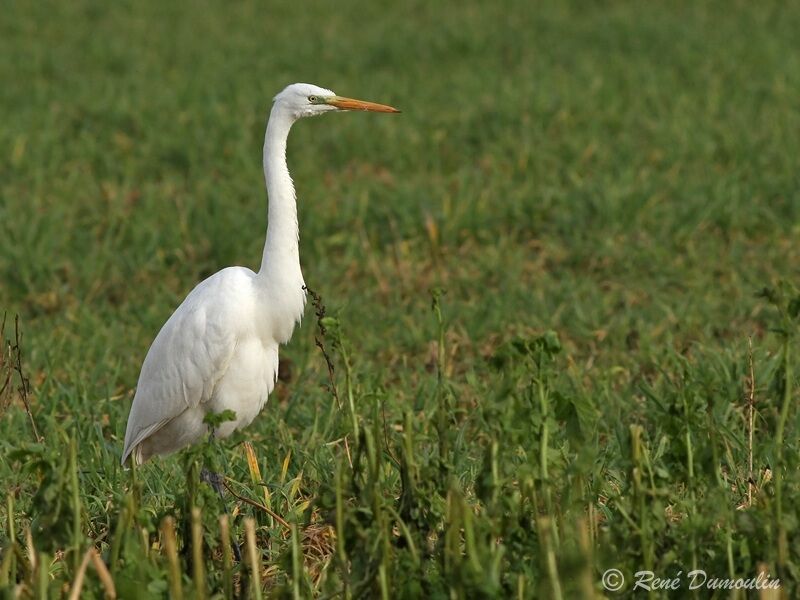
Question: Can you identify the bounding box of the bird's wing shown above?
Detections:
[121,270,246,464]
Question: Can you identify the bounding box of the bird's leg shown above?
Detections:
[199,467,226,497]
[197,416,243,560]
[199,467,243,562]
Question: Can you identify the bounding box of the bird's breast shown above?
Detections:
[209,337,278,435]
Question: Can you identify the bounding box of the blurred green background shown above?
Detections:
[1,0,799,596]
[2,0,797,381]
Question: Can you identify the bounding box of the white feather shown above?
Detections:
[121,83,398,465]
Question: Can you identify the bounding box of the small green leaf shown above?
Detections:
[203,409,237,428]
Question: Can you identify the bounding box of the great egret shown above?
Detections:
[121,83,399,465]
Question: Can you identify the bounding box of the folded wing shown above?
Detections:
[121,274,242,465]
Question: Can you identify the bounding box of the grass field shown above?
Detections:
[1,0,800,597]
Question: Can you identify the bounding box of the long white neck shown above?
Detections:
[258,106,302,288]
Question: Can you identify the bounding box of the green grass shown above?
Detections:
[1,0,800,597]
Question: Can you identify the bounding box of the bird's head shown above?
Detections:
[273,83,400,120]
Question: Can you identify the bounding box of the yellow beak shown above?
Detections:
[327,96,401,113]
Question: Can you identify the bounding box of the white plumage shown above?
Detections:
[121,83,399,465]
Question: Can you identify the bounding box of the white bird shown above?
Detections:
[121,83,399,465]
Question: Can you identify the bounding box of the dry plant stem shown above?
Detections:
[577,519,595,599]
[219,515,234,600]
[304,285,341,409]
[0,313,12,402]
[290,524,302,600]
[304,285,353,468]
[244,518,263,600]
[89,550,116,599]
[13,315,41,443]
[343,436,352,469]
[747,337,755,508]
[25,527,36,573]
[161,517,183,600]
[67,549,93,600]
[191,508,207,599]
[314,338,340,407]
[221,479,290,529]
[243,442,272,518]
[5,493,16,586]
[66,548,117,600]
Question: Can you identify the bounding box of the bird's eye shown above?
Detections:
[308,95,318,103]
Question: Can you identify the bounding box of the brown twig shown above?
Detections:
[67,548,94,600]
[161,517,183,600]
[303,286,341,410]
[89,548,117,599]
[0,312,12,404]
[68,547,117,600]
[221,479,290,529]
[12,315,41,443]
[303,285,351,468]
[244,518,263,600]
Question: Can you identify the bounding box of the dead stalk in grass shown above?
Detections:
[67,549,94,600]
[747,337,756,508]
[244,518,263,600]
[89,550,117,600]
[0,314,41,442]
[161,517,183,600]
[67,547,116,600]
[13,315,41,442]
[303,285,352,468]
[222,479,290,529]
